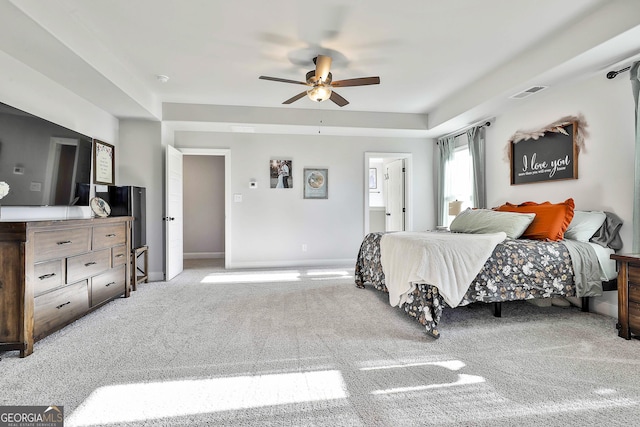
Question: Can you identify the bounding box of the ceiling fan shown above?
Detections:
[259,55,380,107]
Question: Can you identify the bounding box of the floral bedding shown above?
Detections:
[354,232,577,338]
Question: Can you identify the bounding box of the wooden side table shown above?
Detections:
[611,253,640,339]
[132,246,149,291]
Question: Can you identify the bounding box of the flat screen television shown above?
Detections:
[0,101,93,207]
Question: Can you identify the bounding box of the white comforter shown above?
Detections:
[380,231,507,308]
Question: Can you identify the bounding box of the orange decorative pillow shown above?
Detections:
[494,198,575,241]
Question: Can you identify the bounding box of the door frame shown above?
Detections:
[179,148,231,269]
[363,152,413,236]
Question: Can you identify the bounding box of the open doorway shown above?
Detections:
[168,148,231,275]
[363,152,413,236]
[183,155,225,261]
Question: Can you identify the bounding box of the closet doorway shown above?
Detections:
[180,148,230,269]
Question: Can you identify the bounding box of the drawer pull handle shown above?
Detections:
[57,240,72,245]
[106,233,117,237]
[38,273,56,280]
[84,261,97,267]
[56,301,71,309]
[105,282,116,287]
[115,254,125,258]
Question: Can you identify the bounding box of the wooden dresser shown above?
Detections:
[0,217,132,357]
[611,253,640,339]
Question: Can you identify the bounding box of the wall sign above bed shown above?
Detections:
[508,115,588,185]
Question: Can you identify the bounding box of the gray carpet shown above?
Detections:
[1,259,640,426]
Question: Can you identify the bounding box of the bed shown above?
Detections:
[354,205,620,338]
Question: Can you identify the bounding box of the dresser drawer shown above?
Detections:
[629,265,640,286]
[629,282,640,304]
[67,249,111,283]
[93,223,127,250]
[33,227,91,262]
[91,265,126,307]
[112,244,128,267]
[34,280,89,338]
[629,301,640,334]
[33,259,65,296]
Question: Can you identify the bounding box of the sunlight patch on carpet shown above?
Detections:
[201,271,301,283]
[66,370,348,426]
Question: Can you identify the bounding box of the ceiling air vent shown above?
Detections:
[509,86,547,99]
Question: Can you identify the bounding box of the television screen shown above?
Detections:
[0,101,93,206]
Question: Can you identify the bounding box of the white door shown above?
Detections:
[165,145,183,280]
[385,159,405,231]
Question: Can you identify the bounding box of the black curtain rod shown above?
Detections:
[607,66,631,79]
[439,121,491,142]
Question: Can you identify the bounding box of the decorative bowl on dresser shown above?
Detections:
[0,216,133,357]
[611,253,640,340]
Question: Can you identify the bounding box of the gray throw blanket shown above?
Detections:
[562,239,603,297]
[590,211,623,250]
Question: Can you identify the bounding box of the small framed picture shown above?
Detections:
[94,139,115,185]
[303,168,328,199]
[369,168,377,189]
[270,159,292,189]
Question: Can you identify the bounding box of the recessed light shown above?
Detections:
[156,74,170,83]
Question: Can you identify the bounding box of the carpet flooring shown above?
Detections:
[1,259,640,426]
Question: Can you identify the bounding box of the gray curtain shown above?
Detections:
[467,126,487,209]
[632,61,640,252]
[437,136,455,226]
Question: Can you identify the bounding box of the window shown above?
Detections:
[445,140,473,226]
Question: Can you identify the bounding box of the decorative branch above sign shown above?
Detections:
[506,115,589,185]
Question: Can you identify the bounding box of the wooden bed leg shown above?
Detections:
[492,302,502,317]
[581,297,589,313]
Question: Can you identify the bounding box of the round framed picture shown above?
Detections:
[90,197,111,217]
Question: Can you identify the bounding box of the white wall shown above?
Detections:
[0,50,118,147]
[485,72,635,317]
[118,120,164,280]
[175,131,433,268]
[183,155,225,258]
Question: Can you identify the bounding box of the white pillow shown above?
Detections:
[565,210,606,242]
[449,208,536,239]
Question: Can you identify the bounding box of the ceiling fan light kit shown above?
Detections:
[307,85,332,102]
[259,54,380,107]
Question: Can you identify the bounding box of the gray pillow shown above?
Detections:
[450,208,536,239]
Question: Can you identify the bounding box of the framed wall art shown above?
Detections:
[369,168,377,189]
[303,168,328,199]
[270,159,292,188]
[93,139,115,185]
[509,120,579,185]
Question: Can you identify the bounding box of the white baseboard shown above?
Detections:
[227,258,356,269]
[184,252,225,259]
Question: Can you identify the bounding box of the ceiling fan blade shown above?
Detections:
[315,55,332,82]
[329,91,349,107]
[331,76,380,87]
[282,91,308,104]
[259,76,308,86]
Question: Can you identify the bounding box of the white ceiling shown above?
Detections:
[2,0,640,137]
